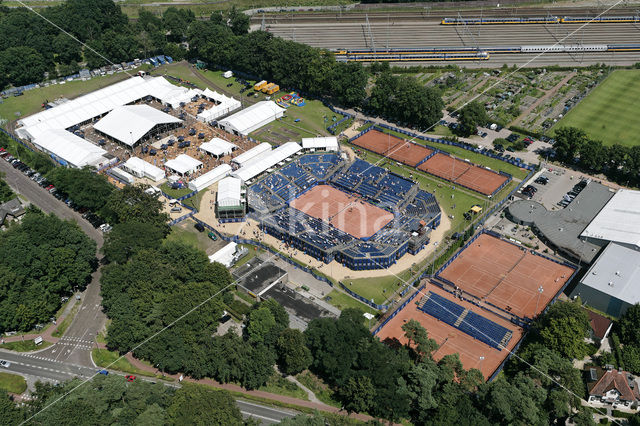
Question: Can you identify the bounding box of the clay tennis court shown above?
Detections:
[352,130,434,167]
[418,153,509,196]
[376,284,523,380]
[290,184,394,239]
[438,233,575,319]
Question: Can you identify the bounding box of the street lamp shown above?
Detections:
[479,356,485,372]
[535,285,544,317]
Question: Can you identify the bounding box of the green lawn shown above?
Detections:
[165,222,212,252]
[325,290,378,315]
[0,372,27,394]
[554,69,640,146]
[344,272,412,305]
[52,303,79,338]
[0,339,53,352]
[159,183,193,199]
[259,373,308,400]
[92,349,171,380]
[296,371,341,407]
[0,73,129,125]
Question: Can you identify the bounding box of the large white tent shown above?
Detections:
[16,76,185,142]
[165,154,203,176]
[199,138,237,158]
[197,90,241,123]
[33,129,110,169]
[302,137,338,151]
[94,105,181,147]
[232,142,301,182]
[121,157,165,182]
[232,142,271,167]
[218,101,285,136]
[188,163,232,192]
[217,176,243,208]
[208,242,238,267]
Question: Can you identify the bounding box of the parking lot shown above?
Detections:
[516,167,578,210]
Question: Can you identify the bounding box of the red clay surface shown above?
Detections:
[352,130,434,167]
[377,284,524,380]
[290,184,394,239]
[352,129,404,156]
[418,153,509,196]
[438,233,575,319]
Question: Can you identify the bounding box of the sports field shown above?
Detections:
[438,233,575,319]
[290,184,393,239]
[554,69,640,146]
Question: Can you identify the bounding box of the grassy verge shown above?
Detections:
[296,371,341,408]
[0,339,53,352]
[52,303,79,338]
[259,373,309,400]
[0,73,129,125]
[344,270,412,305]
[232,244,264,269]
[159,183,193,199]
[92,348,174,381]
[325,290,377,315]
[165,223,211,252]
[0,372,27,394]
[553,69,640,146]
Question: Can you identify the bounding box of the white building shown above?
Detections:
[218,101,285,136]
[199,137,237,158]
[581,189,640,250]
[188,164,232,192]
[209,242,239,268]
[197,89,241,123]
[232,143,272,167]
[94,105,181,147]
[109,167,135,185]
[301,137,339,151]
[32,129,111,169]
[164,154,203,177]
[121,157,165,182]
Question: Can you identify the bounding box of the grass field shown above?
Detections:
[92,349,171,380]
[296,371,340,407]
[553,70,640,146]
[344,271,412,305]
[0,339,53,352]
[0,73,130,126]
[0,372,27,394]
[259,373,308,400]
[165,221,215,253]
[325,290,378,315]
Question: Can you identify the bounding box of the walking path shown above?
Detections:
[286,375,322,404]
[512,71,576,126]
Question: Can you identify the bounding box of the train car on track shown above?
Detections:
[521,44,608,53]
[561,15,640,23]
[441,16,559,25]
[607,44,640,51]
[342,52,490,62]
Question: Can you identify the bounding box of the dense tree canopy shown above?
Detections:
[456,100,489,137]
[101,184,169,229]
[0,173,14,202]
[46,167,114,212]
[0,209,96,332]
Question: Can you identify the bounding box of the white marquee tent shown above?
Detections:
[218,101,285,136]
[94,105,181,147]
[121,157,165,182]
[208,242,238,268]
[165,154,203,176]
[199,138,237,158]
[232,143,271,167]
[217,176,243,208]
[33,129,110,169]
[302,137,339,151]
[232,142,301,182]
[188,163,232,192]
[197,90,241,123]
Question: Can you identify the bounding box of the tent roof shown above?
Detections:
[94,105,181,146]
[302,137,338,150]
[33,129,107,168]
[165,154,202,175]
[188,164,232,191]
[219,101,285,135]
[200,138,237,156]
[217,176,243,207]
[233,142,301,182]
[208,242,237,267]
[232,143,272,166]
[123,157,165,179]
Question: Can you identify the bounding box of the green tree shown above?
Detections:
[402,319,438,360]
[228,6,250,35]
[277,328,312,376]
[102,184,168,229]
[247,305,276,344]
[46,167,114,211]
[617,303,640,345]
[0,46,48,87]
[102,221,165,264]
[537,300,590,360]
[553,127,588,162]
[456,101,489,137]
[0,174,15,202]
[0,392,23,424]
[338,376,375,414]
[167,383,242,425]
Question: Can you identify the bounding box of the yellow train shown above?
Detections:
[345,52,490,62]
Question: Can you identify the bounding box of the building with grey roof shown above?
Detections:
[571,242,640,317]
[0,198,25,226]
[507,182,615,264]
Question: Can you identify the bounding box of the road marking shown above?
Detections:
[240,411,282,423]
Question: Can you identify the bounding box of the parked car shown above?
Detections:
[0,360,10,368]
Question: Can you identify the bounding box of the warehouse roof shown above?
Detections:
[200,138,237,157]
[165,154,202,175]
[94,105,181,146]
[33,129,108,168]
[508,181,614,263]
[581,189,640,249]
[217,176,243,207]
[232,142,301,182]
[301,137,338,150]
[218,101,285,135]
[581,242,640,305]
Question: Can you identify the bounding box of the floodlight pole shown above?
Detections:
[535,285,544,317]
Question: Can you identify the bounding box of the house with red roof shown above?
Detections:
[588,367,640,409]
